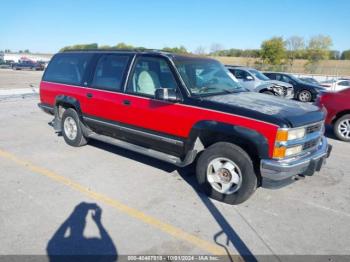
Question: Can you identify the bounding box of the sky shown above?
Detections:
[1,0,349,53]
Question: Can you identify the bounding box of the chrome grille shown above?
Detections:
[306,123,322,134]
[303,138,319,151]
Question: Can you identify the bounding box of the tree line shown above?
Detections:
[58,43,189,54]
[2,36,350,62]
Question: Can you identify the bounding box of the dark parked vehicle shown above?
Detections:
[264,72,325,102]
[226,66,294,99]
[12,60,45,71]
[38,50,332,204]
[316,88,350,142]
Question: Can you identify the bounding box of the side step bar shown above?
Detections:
[89,133,197,167]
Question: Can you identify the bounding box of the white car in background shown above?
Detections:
[321,79,350,91]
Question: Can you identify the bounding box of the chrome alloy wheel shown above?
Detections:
[338,119,350,139]
[299,90,312,102]
[206,157,243,195]
[63,116,78,140]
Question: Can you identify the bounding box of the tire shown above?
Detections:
[196,142,257,205]
[262,90,274,95]
[333,114,350,142]
[298,90,312,102]
[61,108,88,147]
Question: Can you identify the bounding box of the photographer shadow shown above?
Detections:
[88,140,258,261]
[47,202,117,262]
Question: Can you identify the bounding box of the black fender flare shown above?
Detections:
[52,95,88,134]
[54,95,83,117]
[186,120,270,159]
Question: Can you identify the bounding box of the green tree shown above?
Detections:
[60,43,98,52]
[341,50,350,60]
[306,35,333,62]
[98,45,112,50]
[260,37,286,65]
[113,42,135,50]
[305,35,333,73]
[162,46,188,54]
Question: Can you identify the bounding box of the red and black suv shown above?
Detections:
[39,50,332,204]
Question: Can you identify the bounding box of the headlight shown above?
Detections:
[272,86,284,95]
[276,127,306,142]
[285,145,303,157]
[273,127,306,159]
[273,145,303,159]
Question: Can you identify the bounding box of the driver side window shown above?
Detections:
[233,69,251,80]
[126,56,179,97]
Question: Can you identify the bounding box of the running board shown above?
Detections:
[89,133,197,167]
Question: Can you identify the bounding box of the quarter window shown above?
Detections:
[92,55,130,91]
[43,53,93,85]
[127,57,179,97]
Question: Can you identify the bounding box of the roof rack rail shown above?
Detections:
[61,48,172,53]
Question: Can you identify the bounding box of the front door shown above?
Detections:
[119,55,186,156]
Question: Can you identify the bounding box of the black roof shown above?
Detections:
[61,49,213,61]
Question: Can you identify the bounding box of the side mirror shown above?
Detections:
[155,88,180,102]
[246,75,254,81]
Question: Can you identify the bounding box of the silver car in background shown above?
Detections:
[226,66,294,99]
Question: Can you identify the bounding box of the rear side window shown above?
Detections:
[265,73,275,80]
[339,81,350,86]
[43,53,93,85]
[92,55,130,91]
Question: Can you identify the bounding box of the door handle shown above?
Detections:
[122,100,131,106]
[86,93,93,99]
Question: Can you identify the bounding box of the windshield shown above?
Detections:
[248,69,270,81]
[174,58,244,96]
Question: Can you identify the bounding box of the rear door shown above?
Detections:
[82,53,133,138]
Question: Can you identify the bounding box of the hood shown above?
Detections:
[300,81,326,90]
[202,92,325,127]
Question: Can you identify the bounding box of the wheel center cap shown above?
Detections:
[218,168,232,183]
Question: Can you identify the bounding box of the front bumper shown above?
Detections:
[260,137,332,188]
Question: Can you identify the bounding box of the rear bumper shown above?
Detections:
[260,137,332,188]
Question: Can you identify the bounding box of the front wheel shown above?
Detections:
[298,90,312,102]
[196,142,257,205]
[334,114,350,142]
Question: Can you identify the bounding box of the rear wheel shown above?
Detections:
[196,142,257,205]
[61,108,88,147]
[334,114,350,142]
[298,90,312,102]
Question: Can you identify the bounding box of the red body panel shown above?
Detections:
[317,88,350,124]
[40,81,279,157]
